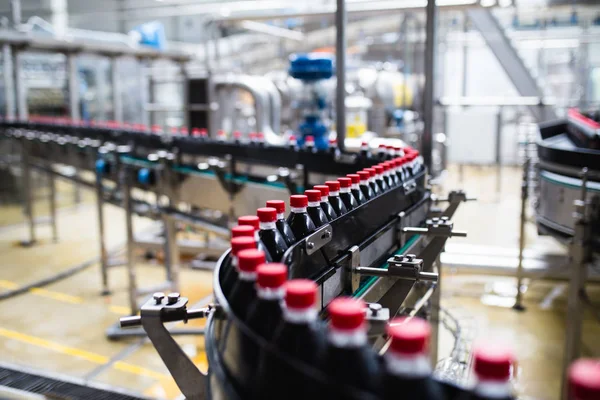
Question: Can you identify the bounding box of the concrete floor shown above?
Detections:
[0,166,597,400]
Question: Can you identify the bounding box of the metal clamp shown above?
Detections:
[403,217,467,238]
[402,180,417,195]
[353,254,438,283]
[365,303,390,337]
[305,224,333,255]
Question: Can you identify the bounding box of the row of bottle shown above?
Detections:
[221,249,517,399]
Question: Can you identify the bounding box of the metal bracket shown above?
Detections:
[433,190,476,218]
[402,179,417,195]
[365,303,390,337]
[347,245,362,293]
[119,293,209,400]
[305,224,333,255]
[353,254,438,283]
[403,217,467,238]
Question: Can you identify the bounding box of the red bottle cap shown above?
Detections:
[325,180,341,192]
[266,200,286,214]
[233,130,242,139]
[230,236,256,255]
[374,165,384,174]
[347,174,360,184]
[238,215,259,230]
[257,207,277,223]
[381,162,390,171]
[231,225,254,238]
[170,127,178,134]
[378,144,387,149]
[361,140,369,147]
[314,185,330,197]
[569,359,600,400]
[257,132,265,140]
[218,129,226,137]
[473,344,514,381]
[365,168,376,177]
[200,128,208,137]
[305,135,315,144]
[191,128,201,136]
[180,127,189,135]
[357,171,370,182]
[237,249,265,272]
[151,124,162,133]
[329,138,337,145]
[289,135,297,143]
[257,263,287,288]
[337,177,352,188]
[249,132,257,140]
[285,279,317,310]
[387,317,430,355]
[305,189,322,203]
[290,195,308,208]
[328,297,366,331]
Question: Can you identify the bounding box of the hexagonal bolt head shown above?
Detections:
[167,292,180,305]
[153,292,165,304]
[368,303,383,316]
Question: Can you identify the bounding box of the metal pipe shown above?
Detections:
[20,140,35,245]
[10,0,21,26]
[335,0,347,151]
[112,56,123,123]
[96,170,110,295]
[422,0,437,171]
[513,158,529,311]
[2,45,15,120]
[48,166,58,242]
[121,165,138,315]
[13,49,27,121]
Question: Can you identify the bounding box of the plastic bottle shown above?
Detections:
[266,200,296,247]
[364,168,381,196]
[357,171,374,201]
[382,317,446,400]
[378,144,388,160]
[383,161,398,187]
[257,207,289,262]
[463,344,515,400]
[325,180,348,216]
[568,358,600,400]
[238,215,272,262]
[337,177,358,211]
[221,236,256,297]
[305,190,329,228]
[314,185,338,221]
[228,249,265,320]
[246,263,287,340]
[346,173,366,205]
[231,225,255,239]
[286,195,317,239]
[321,297,382,396]
[373,165,389,192]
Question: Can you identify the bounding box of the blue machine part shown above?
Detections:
[297,116,329,150]
[130,21,166,50]
[95,159,108,175]
[138,168,152,185]
[289,53,334,81]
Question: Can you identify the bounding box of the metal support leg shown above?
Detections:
[3,45,15,120]
[513,158,529,311]
[96,171,110,296]
[335,0,347,151]
[164,214,179,293]
[67,52,81,203]
[48,167,58,243]
[111,56,123,123]
[20,140,35,246]
[495,107,503,195]
[121,166,138,315]
[429,255,441,366]
[422,0,438,171]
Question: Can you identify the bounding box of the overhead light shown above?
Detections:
[498,0,512,7]
[480,0,496,6]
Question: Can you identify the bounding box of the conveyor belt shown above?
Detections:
[0,363,149,400]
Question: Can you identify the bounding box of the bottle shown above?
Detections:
[221,236,256,297]
[464,344,515,400]
[305,190,329,228]
[568,359,600,400]
[373,165,389,192]
[364,168,381,196]
[228,249,264,320]
[257,207,288,262]
[382,161,396,188]
[357,171,374,201]
[266,200,296,247]
[378,144,388,160]
[238,215,272,262]
[231,225,255,239]
[382,317,446,400]
[321,298,382,397]
[304,135,316,152]
[286,195,317,239]
[360,140,371,158]
[337,177,358,211]
[246,263,287,340]
[392,158,405,184]
[346,173,366,205]
[325,180,348,217]
[314,185,338,221]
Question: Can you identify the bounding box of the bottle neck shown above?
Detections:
[351,183,360,190]
[231,256,238,268]
[259,221,276,230]
[256,286,285,300]
[329,191,340,197]
[385,352,431,378]
[340,187,351,194]
[328,327,367,348]
[321,195,329,203]
[276,212,285,220]
[473,379,513,398]
[237,270,257,281]
[291,206,308,213]
[360,181,369,187]
[308,201,320,208]
[283,307,318,324]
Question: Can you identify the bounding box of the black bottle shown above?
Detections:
[266,200,296,247]
[321,297,381,397]
[314,185,338,221]
[337,177,358,211]
[364,168,381,197]
[221,235,256,297]
[396,157,409,182]
[238,215,272,262]
[325,181,348,216]
[228,248,264,320]
[286,195,317,239]
[382,317,447,400]
[460,345,515,400]
[346,173,366,205]
[373,165,389,192]
[305,190,329,228]
[378,144,388,160]
[257,207,288,262]
[246,263,287,339]
[357,171,374,201]
[256,279,325,399]
[392,158,404,184]
[359,140,371,159]
[382,161,396,188]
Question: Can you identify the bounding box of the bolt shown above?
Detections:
[307,242,315,250]
[406,254,416,261]
[432,217,440,223]
[153,292,165,304]
[393,254,404,261]
[167,292,180,305]
[368,303,383,316]
[441,216,449,222]
[321,230,332,239]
